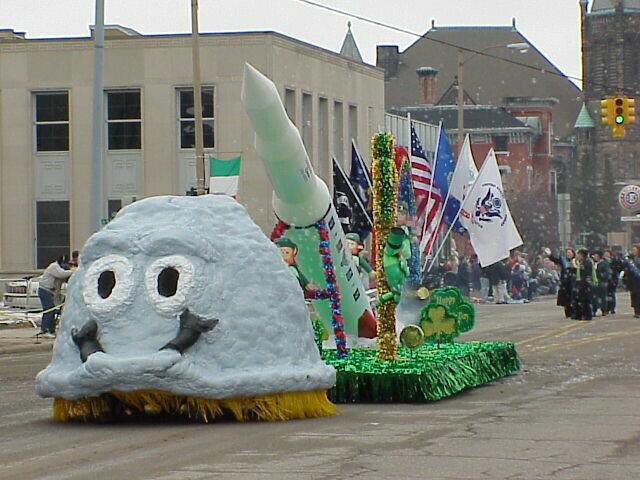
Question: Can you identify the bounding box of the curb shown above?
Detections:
[0,342,53,355]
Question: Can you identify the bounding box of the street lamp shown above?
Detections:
[457,43,529,152]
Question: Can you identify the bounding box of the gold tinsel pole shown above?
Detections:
[371,132,399,361]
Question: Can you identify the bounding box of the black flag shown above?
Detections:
[332,157,372,239]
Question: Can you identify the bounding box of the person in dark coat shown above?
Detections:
[592,250,611,316]
[623,245,640,318]
[549,248,576,318]
[572,248,594,321]
[457,256,470,297]
[604,248,622,314]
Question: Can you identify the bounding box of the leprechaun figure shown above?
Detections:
[275,237,319,296]
[375,226,411,306]
[345,233,375,289]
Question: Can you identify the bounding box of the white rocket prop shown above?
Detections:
[241,64,375,339]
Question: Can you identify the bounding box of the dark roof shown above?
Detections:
[380,25,581,138]
[339,22,363,62]
[391,105,531,133]
[591,0,640,11]
[437,82,477,105]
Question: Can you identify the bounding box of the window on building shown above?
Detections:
[108,199,122,221]
[368,106,375,138]
[607,39,617,89]
[624,37,638,92]
[348,105,358,146]
[510,132,526,144]
[284,88,296,124]
[302,92,313,155]
[470,133,490,144]
[178,87,214,149]
[107,90,142,150]
[36,201,70,269]
[549,169,558,197]
[34,92,69,152]
[333,101,344,164]
[494,135,509,153]
[318,97,329,178]
[526,165,534,191]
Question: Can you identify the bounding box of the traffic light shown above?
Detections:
[625,97,636,124]
[601,98,613,125]
[614,97,625,125]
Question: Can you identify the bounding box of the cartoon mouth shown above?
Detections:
[71,308,219,363]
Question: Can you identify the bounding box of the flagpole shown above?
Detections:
[425,148,494,273]
[406,112,412,151]
[429,133,469,264]
[430,134,464,248]
[89,0,105,233]
[191,0,206,196]
[425,170,480,274]
[420,121,442,259]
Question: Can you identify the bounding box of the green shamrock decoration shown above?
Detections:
[417,287,475,343]
[419,304,457,343]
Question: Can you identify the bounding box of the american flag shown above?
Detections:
[410,124,442,254]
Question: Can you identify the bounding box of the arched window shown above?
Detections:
[607,38,617,89]
[624,36,639,90]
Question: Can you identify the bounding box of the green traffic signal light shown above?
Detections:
[615,98,624,124]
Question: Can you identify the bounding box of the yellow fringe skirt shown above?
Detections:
[52,389,335,423]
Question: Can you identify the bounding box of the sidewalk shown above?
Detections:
[0,325,54,355]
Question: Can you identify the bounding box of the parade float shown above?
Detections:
[35,64,520,421]
[241,64,520,403]
[35,194,336,422]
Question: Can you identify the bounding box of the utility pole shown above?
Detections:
[191,0,206,195]
[457,49,464,154]
[89,0,105,232]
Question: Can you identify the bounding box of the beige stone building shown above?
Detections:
[0,26,385,272]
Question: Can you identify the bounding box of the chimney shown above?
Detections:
[376,45,399,80]
[416,67,438,105]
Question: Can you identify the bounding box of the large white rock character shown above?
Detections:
[36,195,336,422]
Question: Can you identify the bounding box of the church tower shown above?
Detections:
[581,0,640,182]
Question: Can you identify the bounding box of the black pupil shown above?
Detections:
[98,271,116,299]
[158,267,179,297]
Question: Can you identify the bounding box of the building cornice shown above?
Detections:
[0,30,384,79]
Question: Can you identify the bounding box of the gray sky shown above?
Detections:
[1,0,582,85]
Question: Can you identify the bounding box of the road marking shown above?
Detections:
[526,329,640,353]
[516,323,586,346]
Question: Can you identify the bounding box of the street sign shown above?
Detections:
[618,185,640,211]
[620,216,640,222]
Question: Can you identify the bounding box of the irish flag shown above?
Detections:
[209,155,241,198]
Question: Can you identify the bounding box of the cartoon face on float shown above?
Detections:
[278,247,296,265]
[35,195,335,410]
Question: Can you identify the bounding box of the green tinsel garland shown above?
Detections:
[312,319,324,353]
[322,342,520,403]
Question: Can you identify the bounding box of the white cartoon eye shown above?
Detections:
[144,255,195,316]
[83,255,135,316]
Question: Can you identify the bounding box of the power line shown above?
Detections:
[293,0,638,97]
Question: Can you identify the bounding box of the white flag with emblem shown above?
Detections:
[459,149,523,267]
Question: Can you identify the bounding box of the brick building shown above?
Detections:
[377,21,581,251]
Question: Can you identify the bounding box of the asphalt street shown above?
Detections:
[1,296,639,480]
